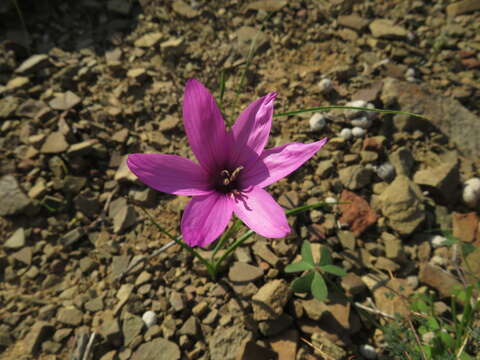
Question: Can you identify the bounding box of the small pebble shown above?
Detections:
[318,78,333,93]
[462,178,480,208]
[430,235,447,248]
[351,116,372,129]
[405,67,415,79]
[325,197,337,204]
[339,128,352,140]
[309,113,326,131]
[359,344,377,359]
[142,311,157,328]
[352,127,366,137]
[375,162,395,182]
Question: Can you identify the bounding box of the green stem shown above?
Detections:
[274,105,427,120]
[140,207,214,275]
[211,218,242,261]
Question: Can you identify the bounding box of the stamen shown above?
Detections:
[223,178,230,185]
[220,170,230,177]
[230,166,244,181]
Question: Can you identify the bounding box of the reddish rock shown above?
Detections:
[452,212,478,243]
[339,190,378,236]
[461,57,480,69]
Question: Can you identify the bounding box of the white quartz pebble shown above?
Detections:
[318,78,333,93]
[463,178,480,208]
[142,311,157,328]
[430,235,447,248]
[359,344,377,359]
[351,116,372,129]
[339,128,352,140]
[352,126,366,137]
[325,196,337,204]
[375,162,395,182]
[309,113,326,131]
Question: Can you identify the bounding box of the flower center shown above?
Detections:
[216,166,243,195]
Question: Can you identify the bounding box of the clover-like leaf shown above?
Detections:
[285,260,314,273]
[320,264,347,277]
[301,241,314,266]
[311,272,328,301]
[319,246,332,266]
[292,271,314,293]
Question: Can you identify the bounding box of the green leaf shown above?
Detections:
[461,242,476,257]
[285,260,314,273]
[301,241,314,265]
[320,264,347,277]
[311,272,328,301]
[438,331,454,348]
[319,246,332,266]
[426,317,440,330]
[292,271,314,293]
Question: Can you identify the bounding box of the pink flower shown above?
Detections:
[127,79,327,248]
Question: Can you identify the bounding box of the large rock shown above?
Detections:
[0,176,31,216]
[379,175,425,235]
[381,78,480,157]
[252,280,292,321]
[413,157,460,204]
[208,324,252,360]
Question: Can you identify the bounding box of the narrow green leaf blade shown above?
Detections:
[285,260,314,273]
[311,272,328,301]
[320,265,347,277]
[291,271,314,293]
[301,241,314,266]
[319,246,332,266]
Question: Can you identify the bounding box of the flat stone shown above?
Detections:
[85,297,104,312]
[134,32,163,48]
[369,19,408,39]
[388,146,415,177]
[269,329,298,360]
[338,14,369,31]
[61,227,86,247]
[379,176,425,236]
[23,321,54,355]
[132,338,180,360]
[178,316,199,337]
[5,228,26,249]
[452,212,479,243]
[245,0,287,12]
[12,247,32,265]
[373,278,413,317]
[339,165,373,190]
[208,324,252,360]
[235,26,269,56]
[413,158,460,204]
[6,76,29,90]
[257,313,293,337]
[115,155,138,182]
[0,96,21,118]
[311,332,347,359]
[67,139,98,156]
[229,261,264,283]
[123,313,144,346]
[15,54,49,73]
[0,176,31,216]
[252,279,292,321]
[447,0,480,16]
[169,291,185,312]
[172,0,199,18]
[40,132,69,153]
[16,99,48,118]
[252,241,280,267]
[49,91,81,110]
[236,339,277,359]
[100,312,122,346]
[341,273,367,296]
[339,190,378,236]
[419,264,462,298]
[57,307,83,326]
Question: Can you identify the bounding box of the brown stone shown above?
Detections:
[452,212,478,243]
[419,264,462,298]
[339,190,378,236]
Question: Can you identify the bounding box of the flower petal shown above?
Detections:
[183,79,228,172]
[181,193,233,248]
[228,92,277,168]
[240,138,328,188]
[233,187,290,238]
[127,153,212,196]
